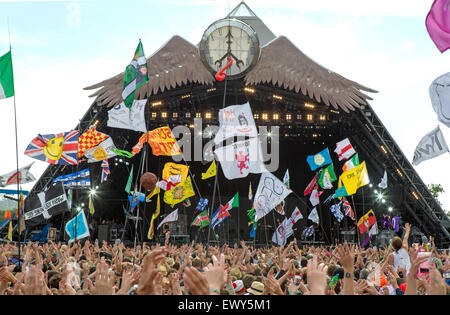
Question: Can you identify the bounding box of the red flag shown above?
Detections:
[304,174,317,196]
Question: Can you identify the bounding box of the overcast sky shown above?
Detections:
[0,0,449,212]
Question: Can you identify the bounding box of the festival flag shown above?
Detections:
[283,169,290,188]
[191,210,210,228]
[156,174,182,191]
[132,126,182,156]
[0,163,36,187]
[341,197,355,221]
[221,193,239,214]
[195,198,208,213]
[334,138,356,161]
[378,170,387,189]
[302,225,315,238]
[254,172,292,222]
[78,127,109,159]
[357,209,377,234]
[327,183,350,201]
[214,137,266,180]
[306,148,332,171]
[412,126,449,165]
[430,73,450,128]
[148,193,161,239]
[247,208,257,238]
[146,186,160,200]
[67,188,73,212]
[275,201,285,216]
[201,160,216,180]
[426,0,450,53]
[272,218,293,246]
[287,207,303,227]
[53,169,90,184]
[330,201,344,222]
[7,220,13,241]
[213,102,258,145]
[23,182,69,226]
[24,131,79,165]
[309,187,322,206]
[391,216,400,232]
[128,189,146,213]
[304,174,317,196]
[211,205,231,229]
[89,194,95,215]
[101,159,110,183]
[183,198,191,207]
[0,50,14,100]
[341,161,370,195]
[361,221,379,248]
[107,99,147,133]
[157,208,178,230]
[125,165,133,194]
[248,182,253,200]
[164,176,195,208]
[162,162,189,182]
[65,209,90,243]
[308,207,320,224]
[318,164,337,189]
[84,137,122,163]
[342,154,359,172]
[122,40,148,108]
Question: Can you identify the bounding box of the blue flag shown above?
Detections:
[195,198,209,213]
[330,202,344,222]
[306,148,332,171]
[65,210,90,242]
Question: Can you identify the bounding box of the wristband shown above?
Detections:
[210,288,220,294]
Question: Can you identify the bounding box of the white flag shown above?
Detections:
[84,137,118,163]
[0,163,36,187]
[213,102,258,144]
[156,174,182,191]
[286,207,303,229]
[412,126,449,165]
[254,172,292,222]
[107,100,147,132]
[429,72,450,128]
[308,207,319,224]
[157,209,178,230]
[214,137,266,180]
[378,170,387,189]
[335,138,356,161]
[272,218,293,246]
[309,188,322,206]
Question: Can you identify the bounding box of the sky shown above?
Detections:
[0,0,449,212]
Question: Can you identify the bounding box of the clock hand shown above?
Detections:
[214,53,228,68]
[229,52,244,69]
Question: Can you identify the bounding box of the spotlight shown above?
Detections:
[81,203,85,207]
[381,199,386,203]
[377,192,383,200]
[369,184,373,188]
[267,132,272,137]
[374,189,378,194]
[90,189,96,196]
[388,207,393,212]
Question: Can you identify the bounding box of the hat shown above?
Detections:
[166,257,175,267]
[158,265,168,276]
[230,267,242,279]
[432,257,443,269]
[247,281,264,295]
[232,280,245,294]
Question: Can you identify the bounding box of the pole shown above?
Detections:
[351,195,361,247]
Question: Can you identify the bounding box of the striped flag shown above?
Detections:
[122,40,148,108]
[334,138,356,161]
[191,210,210,228]
[101,159,110,183]
[342,154,359,172]
[302,225,315,238]
[341,197,355,221]
[24,131,79,165]
[0,50,14,100]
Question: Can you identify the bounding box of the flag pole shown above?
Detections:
[7,20,22,261]
[351,195,361,247]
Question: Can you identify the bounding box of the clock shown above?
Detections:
[199,18,260,80]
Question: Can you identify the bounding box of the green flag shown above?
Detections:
[318,164,337,189]
[191,210,209,227]
[125,165,134,194]
[122,41,148,108]
[0,50,14,99]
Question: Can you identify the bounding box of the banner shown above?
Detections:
[0,163,36,187]
[254,172,292,222]
[213,102,258,144]
[24,182,69,226]
[65,210,90,242]
[272,218,293,246]
[214,137,266,180]
[107,100,147,133]
[132,126,182,156]
[157,208,178,230]
[412,126,449,165]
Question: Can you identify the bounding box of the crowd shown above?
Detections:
[0,223,448,295]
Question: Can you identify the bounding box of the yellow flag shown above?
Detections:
[89,194,95,215]
[341,161,370,195]
[162,162,189,181]
[7,221,13,241]
[201,160,216,180]
[146,185,160,200]
[148,193,161,240]
[164,176,195,208]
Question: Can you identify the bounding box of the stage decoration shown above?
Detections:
[215,57,234,81]
[140,172,157,192]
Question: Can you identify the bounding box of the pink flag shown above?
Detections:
[426,0,450,53]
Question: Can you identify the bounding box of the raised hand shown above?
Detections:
[183,267,210,295]
[203,254,226,293]
[306,255,328,295]
[136,247,167,295]
[91,260,116,295]
[23,265,46,295]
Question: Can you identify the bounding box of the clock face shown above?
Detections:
[199,19,260,79]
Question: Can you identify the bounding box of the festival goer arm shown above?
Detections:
[306,255,328,295]
[183,267,210,295]
[136,247,168,295]
[402,223,411,251]
[336,243,355,295]
[405,246,429,295]
[91,259,116,295]
[426,263,447,295]
[202,254,226,295]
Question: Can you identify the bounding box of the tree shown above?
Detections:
[428,184,448,217]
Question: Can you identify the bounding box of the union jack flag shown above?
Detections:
[101,159,110,183]
[341,197,355,221]
[24,131,79,165]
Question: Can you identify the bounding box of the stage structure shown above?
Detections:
[25,2,450,247]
